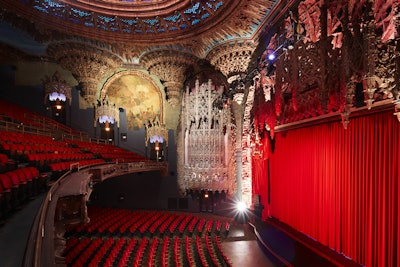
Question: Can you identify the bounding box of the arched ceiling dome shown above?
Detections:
[0,0,283,58]
[63,0,206,17]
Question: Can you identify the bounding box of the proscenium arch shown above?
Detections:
[100,70,165,128]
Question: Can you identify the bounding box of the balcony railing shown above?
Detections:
[23,160,168,267]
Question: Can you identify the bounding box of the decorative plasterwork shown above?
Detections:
[0,0,280,59]
[42,71,72,106]
[140,50,198,107]
[47,41,122,105]
[177,79,236,195]
[240,76,258,208]
[253,0,399,131]
[206,40,258,78]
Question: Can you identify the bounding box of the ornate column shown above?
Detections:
[206,39,257,206]
[395,41,400,122]
[362,2,379,110]
[140,50,198,107]
[47,42,121,105]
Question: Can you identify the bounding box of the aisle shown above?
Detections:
[221,221,277,267]
[0,194,45,267]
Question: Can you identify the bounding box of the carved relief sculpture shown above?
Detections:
[177,79,236,196]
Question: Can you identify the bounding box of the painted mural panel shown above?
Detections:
[106,73,161,130]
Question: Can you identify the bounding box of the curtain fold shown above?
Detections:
[257,110,400,267]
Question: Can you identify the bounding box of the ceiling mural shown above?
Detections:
[103,71,163,130]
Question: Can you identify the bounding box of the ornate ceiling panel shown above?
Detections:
[0,0,281,59]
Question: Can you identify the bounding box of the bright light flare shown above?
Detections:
[236,201,247,212]
[267,53,276,61]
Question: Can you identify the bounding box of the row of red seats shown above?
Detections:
[0,166,46,219]
[64,238,91,265]
[146,237,160,267]
[65,139,146,162]
[185,235,195,266]
[0,153,16,173]
[158,214,179,235]
[26,153,94,162]
[49,159,105,173]
[195,235,209,266]
[0,99,43,128]
[64,234,232,267]
[132,237,149,266]
[71,237,103,267]
[26,153,95,172]
[0,99,80,135]
[1,143,81,155]
[67,207,231,238]
[138,211,166,235]
[116,238,137,267]
[0,130,54,145]
[104,238,128,266]
[161,236,170,267]
[214,235,232,266]
[173,236,182,267]
[206,234,232,266]
[65,139,116,151]
[86,237,115,267]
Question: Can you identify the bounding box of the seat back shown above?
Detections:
[0,174,13,190]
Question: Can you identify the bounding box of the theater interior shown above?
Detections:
[0,0,399,267]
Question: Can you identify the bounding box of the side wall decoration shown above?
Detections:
[177,79,237,196]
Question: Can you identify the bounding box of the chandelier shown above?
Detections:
[43,71,72,109]
[95,96,119,131]
[145,116,168,146]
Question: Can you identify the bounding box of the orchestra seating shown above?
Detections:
[64,206,232,267]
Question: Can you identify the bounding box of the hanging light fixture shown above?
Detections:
[55,99,62,110]
[104,121,111,132]
[94,95,119,130]
[43,71,72,108]
[145,116,168,147]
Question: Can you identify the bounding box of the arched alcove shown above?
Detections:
[101,70,165,130]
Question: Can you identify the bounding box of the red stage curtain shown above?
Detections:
[262,110,399,267]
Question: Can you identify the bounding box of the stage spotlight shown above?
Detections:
[236,201,247,212]
[267,53,276,61]
[233,201,249,224]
